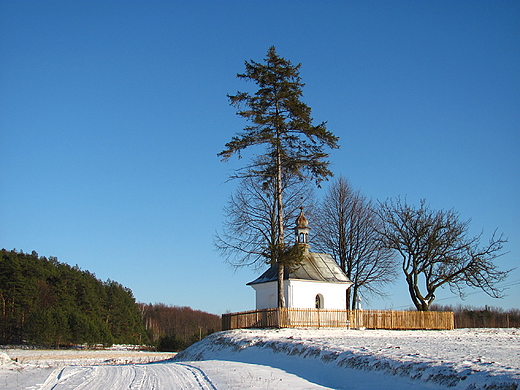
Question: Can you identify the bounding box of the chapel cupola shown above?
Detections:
[295,207,310,248]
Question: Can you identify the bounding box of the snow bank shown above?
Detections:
[0,352,21,369]
[0,353,12,366]
[175,328,519,390]
[1,349,176,368]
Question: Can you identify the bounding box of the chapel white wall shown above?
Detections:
[288,280,349,309]
[251,280,350,310]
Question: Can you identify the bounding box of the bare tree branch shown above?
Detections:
[215,174,316,271]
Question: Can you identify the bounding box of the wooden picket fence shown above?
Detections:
[222,308,454,331]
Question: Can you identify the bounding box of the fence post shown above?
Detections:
[222,313,229,331]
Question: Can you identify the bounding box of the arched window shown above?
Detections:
[315,294,324,309]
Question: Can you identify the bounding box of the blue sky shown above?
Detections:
[1,1,519,314]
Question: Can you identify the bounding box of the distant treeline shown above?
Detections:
[431,304,520,328]
[139,303,221,351]
[0,249,222,350]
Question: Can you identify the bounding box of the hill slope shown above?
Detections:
[175,328,520,389]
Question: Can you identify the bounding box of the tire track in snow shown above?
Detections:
[176,363,217,390]
[39,362,216,389]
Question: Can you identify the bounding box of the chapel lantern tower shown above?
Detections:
[295,207,310,249]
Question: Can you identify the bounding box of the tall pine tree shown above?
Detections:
[219,47,339,307]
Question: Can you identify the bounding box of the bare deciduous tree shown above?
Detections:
[312,177,398,310]
[215,174,316,270]
[377,198,511,311]
[139,303,221,351]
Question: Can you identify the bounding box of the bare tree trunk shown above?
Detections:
[339,217,350,309]
[346,283,352,310]
[351,286,358,311]
[406,272,429,310]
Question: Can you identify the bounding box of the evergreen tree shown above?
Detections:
[219,47,339,307]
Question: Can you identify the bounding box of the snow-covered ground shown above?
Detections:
[1,328,519,389]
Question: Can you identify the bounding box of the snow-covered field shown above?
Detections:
[1,328,519,389]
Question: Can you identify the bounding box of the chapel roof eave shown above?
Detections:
[247,252,351,286]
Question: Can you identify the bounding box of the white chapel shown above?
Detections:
[247,208,352,310]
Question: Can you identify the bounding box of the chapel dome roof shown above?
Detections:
[296,208,309,228]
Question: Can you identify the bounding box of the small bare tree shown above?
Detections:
[215,173,316,270]
[377,198,511,311]
[312,177,398,310]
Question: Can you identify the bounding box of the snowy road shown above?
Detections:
[2,354,330,389]
[40,362,217,390]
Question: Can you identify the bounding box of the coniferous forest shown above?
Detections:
[0,249,148,346]
[0,249,222,351]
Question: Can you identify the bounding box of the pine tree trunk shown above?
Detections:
[276,120,285,308]
[277,263,284,309]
